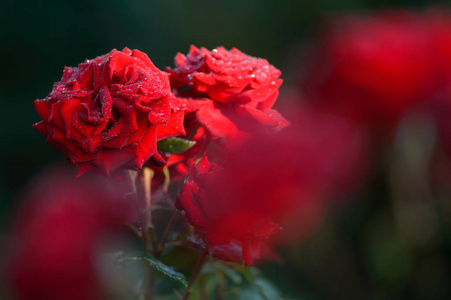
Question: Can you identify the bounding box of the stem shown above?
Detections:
[146,267,156,300]
[148,225,159,256]
[195,138,210,161]
[159,212,179,251]
[163,166,170,194]
[183,250,208,300]
[142,167,155,227]
[126,169,156,300]
[142,167,157,300]
[174,290,184,300]
[187,225,195,237]
[126,170,150,253]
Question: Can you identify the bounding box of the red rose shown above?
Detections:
[303,11,442,127]
[167,46,282,105]
[176,157,282,265]
[5,168,133,300]
[167,46,288,147]
[269,103,370,245]
[426,10,451,83]
[176,104,369,261]
[33,48,185,176]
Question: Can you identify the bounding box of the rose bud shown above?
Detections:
[33,48,186,176]
[3,168,133,300]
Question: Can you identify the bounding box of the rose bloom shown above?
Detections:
[33,48,186,176]
[167,46,288,147]
[4,168,133,300]
[176,106,368,264]
[176,157,282,266]
[302,11,447,128]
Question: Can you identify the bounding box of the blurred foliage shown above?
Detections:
[3,0,451,299]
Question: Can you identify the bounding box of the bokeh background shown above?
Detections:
[3,0,451,299]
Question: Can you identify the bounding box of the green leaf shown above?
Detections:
[237,267,269,300]
[122,254,188,287]
[157,137,196,154]
[231,265,290,300]
[253,277,285,300]
[215,263,243,284]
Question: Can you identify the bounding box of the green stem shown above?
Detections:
[142,167,155,231]
[157,212,179,256]
[126,169,158,300]
[142,167,157,300]
[126,170,150,253]
[183,250,208,300]
[145,267,156,300]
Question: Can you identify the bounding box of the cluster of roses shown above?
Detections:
[26,40,371,277]
[33,46,287,177]
[28,8,451,300]
[30,45,295,268]
[19,8,451,298]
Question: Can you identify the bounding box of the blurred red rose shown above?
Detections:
[303,11,445,128]
[167,46,288,147]
[273,103,370,245]
[176,157,282,265]
[4,168,133,300]
[429,10,451,80]
[175,104,369,263]
[33,48,186,176]
[430,10,451,160]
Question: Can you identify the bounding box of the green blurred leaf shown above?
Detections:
[122,254,188,287]
[231,265,288,300]
[203,262,243,284]
[218,264,243,285]
[157,137,196,154]
[233,265,267,299]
